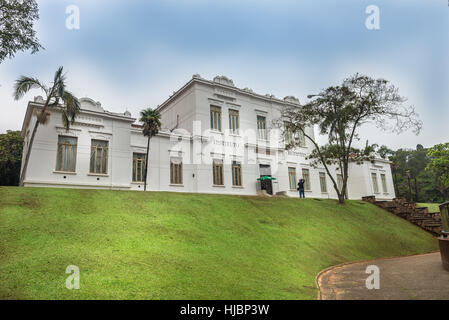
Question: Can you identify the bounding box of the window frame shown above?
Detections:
[89,139,109,175]
[213,160,224,186]
[288,167,297,190]
[170,158,183,185]
[257,115,267,140]
[56,135,78,173]
[371,172,379,194]
[302,168,311,191]
[132,153,146,183]
[319,172,327,193]
[210,106,222,132]
[229,109,239,135]
[298,129,306,147]
[232,161,242,187]
[380,173,388,193]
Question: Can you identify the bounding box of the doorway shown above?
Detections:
[259,164,273,195]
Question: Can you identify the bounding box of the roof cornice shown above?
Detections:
[156,76,302,113]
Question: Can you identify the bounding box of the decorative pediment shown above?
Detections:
[213,75,235,87]
[80,97,104,112]
[284,96,300,104]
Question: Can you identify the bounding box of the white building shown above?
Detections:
[20,75,395,200]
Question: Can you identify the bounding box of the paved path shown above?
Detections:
[317,252,449,300]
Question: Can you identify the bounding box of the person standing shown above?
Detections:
[297,179,305,198]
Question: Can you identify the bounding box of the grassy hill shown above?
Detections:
[0,187,438,300]
[418,203,441,213]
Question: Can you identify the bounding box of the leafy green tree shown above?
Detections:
[377,145,394,159]
[426,143,449,201]
[13,66,80,186]
[282,73,421,204]
[0,0,43,63]
[139,108,161,191]
[386,144,447,203]
[0,130,23,186]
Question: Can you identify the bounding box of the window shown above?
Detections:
[213,160,224,185]
[56,136,77,172]
[302,168,311,190]
[257,115,267,140]
[288,167,297,190]
[284,121,293,145]
[381,174,388,193]
[210,106,222,131]
[371,172,379,193]
[319,172,327,193]
[132,153,146,182]
[232,161,242,186]
[283,122,305,147]
[170,158,183,184]
[298,129,306,147]
[90,140,108,174]
[229,109,239,134]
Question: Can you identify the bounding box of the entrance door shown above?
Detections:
[259,164,273,195]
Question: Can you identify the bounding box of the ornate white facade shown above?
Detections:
[20,75,395,200]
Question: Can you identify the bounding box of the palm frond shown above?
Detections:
[53,66,64,85]
[61,91,81,129]
[53,66,67,99]
[13,76,47,100]
[140,108,162,137]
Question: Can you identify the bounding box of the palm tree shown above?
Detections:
[14,66,80,186]
[139,108,161,191]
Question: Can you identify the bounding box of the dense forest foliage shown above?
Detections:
[379,143,449,203]
[0,131,23,186]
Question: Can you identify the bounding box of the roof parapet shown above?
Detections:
[213,75,235,87]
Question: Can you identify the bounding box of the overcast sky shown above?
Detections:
[0,0,447,150]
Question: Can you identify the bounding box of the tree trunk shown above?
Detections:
[393,171,399,197]
[19,119,39,186]
[144,136,150,191]
[414,177,419,202]
[337,192,345,204]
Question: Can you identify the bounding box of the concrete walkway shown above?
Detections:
[317,252,449,300]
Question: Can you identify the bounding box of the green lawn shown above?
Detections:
[417,203,441,213]
[0,187,438,300]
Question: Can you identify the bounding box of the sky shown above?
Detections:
[0,0,447,150]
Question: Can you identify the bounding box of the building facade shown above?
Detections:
[20,75,396,200]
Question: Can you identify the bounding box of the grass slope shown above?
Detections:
[0,187,438,300]
[417,203,441,213]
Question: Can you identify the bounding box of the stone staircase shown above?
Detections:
[362,196,442,236]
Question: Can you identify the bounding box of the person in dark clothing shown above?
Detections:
[297,179,305,198]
